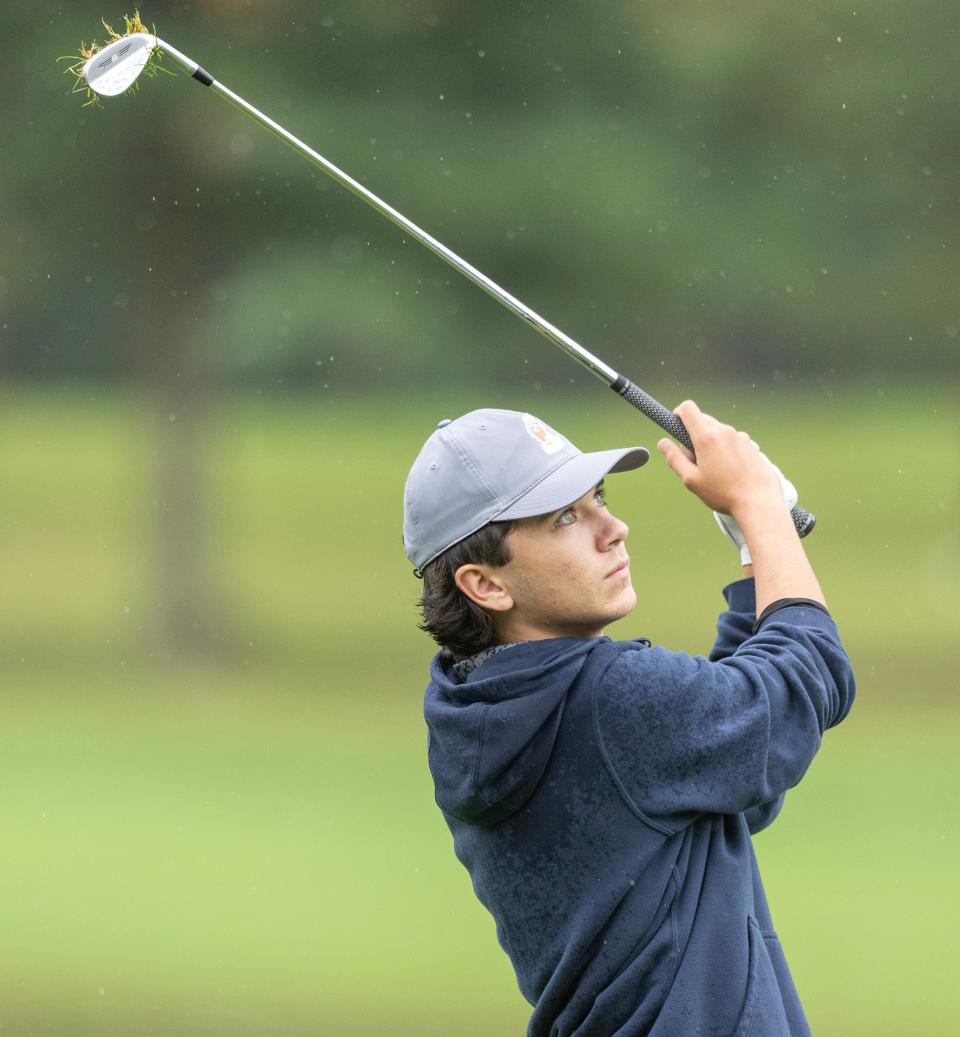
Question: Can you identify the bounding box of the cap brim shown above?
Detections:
[497,446,649,521]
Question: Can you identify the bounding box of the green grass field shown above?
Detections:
[0,385,957,1035]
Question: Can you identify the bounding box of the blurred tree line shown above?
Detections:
[4,0,958,391]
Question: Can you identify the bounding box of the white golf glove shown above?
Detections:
[713,446,798,566]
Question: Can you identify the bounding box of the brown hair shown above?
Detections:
[417,520,517,661]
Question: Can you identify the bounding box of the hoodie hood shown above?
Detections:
[424,638,602,826]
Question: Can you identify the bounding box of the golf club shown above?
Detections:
[77,26,815,537]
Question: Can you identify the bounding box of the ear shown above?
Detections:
[454,564,514,613]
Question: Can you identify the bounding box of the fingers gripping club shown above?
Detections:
[612,377,815,538]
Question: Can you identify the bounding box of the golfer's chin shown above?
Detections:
[605,583,637,625]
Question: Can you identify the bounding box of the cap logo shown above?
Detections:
[522,413,566,455]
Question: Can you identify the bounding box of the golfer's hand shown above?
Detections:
[656,400,783,520]
[714,452,797,565]
[659,400,826,612]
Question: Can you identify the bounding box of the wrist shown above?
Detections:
[730,497,792,535]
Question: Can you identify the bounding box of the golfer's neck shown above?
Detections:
[496,615,604,645]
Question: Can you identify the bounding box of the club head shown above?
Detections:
[83,32,158,96]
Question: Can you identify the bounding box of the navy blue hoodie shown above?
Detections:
[423,579,855,1036]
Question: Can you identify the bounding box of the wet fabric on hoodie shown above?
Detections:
[423,578,855,1036]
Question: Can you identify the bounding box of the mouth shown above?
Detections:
[605,558,630,579]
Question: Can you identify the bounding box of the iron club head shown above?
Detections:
[82,32,158,96]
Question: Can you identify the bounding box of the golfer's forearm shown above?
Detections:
[736,501,826,615]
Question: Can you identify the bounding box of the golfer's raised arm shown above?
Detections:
[657,400,825,616]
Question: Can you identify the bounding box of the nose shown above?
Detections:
[598,509,629,550]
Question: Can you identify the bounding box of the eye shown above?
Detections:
[554,508,576,527]
[594,488,607,507]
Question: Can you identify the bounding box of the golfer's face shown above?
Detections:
[498,482,636,640]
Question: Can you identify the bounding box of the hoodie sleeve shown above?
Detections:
[709,578,758,661]
[593,605,855,829]
[741,795,785,834]
[709,578,786,834]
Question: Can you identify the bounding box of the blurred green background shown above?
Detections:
[2,1,959,1034]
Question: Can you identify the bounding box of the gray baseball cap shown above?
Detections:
[403,408,649,571]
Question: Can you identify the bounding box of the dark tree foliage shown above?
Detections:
[3,0,958,390]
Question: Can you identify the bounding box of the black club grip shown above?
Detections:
[612,376,816,539]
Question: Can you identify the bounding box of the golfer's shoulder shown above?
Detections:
[592,638,705,697]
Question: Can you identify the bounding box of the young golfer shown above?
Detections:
[403,401,855,1036]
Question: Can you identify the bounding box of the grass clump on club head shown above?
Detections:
[59,10,175,107]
